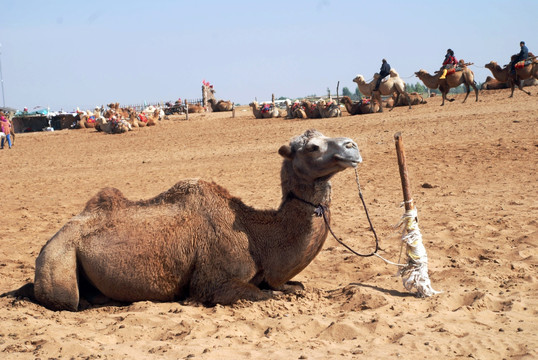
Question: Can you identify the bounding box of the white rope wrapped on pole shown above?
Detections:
[394,132,441,297]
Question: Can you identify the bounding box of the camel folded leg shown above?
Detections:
[34,232,80,311]
[193,278,272,305]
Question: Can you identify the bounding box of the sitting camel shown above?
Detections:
[481,75,510,90]
[317,99,341,118]
[415,63,478,106]
[484,56,538,97]
[32,129,361,311]
[386,92,427,108]
[340,96,379,115]
[187,103,205,113]
[353,69,412,112]
[301,100,321,119]
[284,100,307,119]
[249,101,280,119]
[207,98,234,112]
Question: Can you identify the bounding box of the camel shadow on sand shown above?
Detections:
[349,282,417,298]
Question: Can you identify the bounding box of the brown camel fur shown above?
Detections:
[481,76,510,90]
[353,69,412,112]
[284,100,307,119]
[32,129,362,311]
[387,92,427,107]
[484,57,538,97]
[301,100,321,119]
[187,103,205,113]
[208,98,234,112]
[340,96,378,115]
[415,65,479,106]
[317,99,341,118]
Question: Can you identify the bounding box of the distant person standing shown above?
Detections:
[374,59,391,91]
[0,111,13,149]
[510,41,529,75]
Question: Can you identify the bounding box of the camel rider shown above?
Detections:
[440,49,457,79]
[510,41,529,75]
[374,59,391,91]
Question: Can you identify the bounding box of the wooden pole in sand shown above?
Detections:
[393,131,440,297]
[394,132,414,211]
[185,99,189,121]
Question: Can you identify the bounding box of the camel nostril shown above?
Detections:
[345,142,357,149]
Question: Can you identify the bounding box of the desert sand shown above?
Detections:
[1,89,537,359]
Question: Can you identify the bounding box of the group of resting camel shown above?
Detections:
[73,103,164,134]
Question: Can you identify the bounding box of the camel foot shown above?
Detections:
[276,281,305,294]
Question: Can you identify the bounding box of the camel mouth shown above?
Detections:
[334,154,362,168]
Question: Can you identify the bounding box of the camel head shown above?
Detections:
[415,69,428,77]
[484,61,498,70]
[353,75,365,85]
[341,96,351,104]
[278,129,361,183]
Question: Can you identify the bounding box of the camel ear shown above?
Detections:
[278,145,293,160]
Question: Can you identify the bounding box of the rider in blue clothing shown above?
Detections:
[510,41,529,75]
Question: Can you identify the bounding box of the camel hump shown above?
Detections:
[83,187,133,213]
[147,178,233,205]
[390,68,399,77]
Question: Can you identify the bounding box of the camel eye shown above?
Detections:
[306,144,319,152]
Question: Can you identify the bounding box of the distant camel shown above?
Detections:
[208,98,234,112]
[340,96,378,115]
[415,64,478,106]
[301,100,321,119]
[187,103,205,113]
[353,69,411,112]
[484,57,538,97]
[32,129,362,311]
[481,76,510,90]
[249,101,280,119]
[285,100,307,119]
[317,99,341,118]
[386,92,427,108]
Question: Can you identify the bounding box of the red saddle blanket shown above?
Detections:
[261,104,273,113]
[515,60,530,69]
[138,113,148,122]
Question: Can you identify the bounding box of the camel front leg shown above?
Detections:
[517,81,532,96]
[194,279,272,305]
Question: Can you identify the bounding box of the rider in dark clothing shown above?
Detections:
[374,59,391,91]
[511,41,529,74]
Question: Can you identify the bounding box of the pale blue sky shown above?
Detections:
[1,0,536,111]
